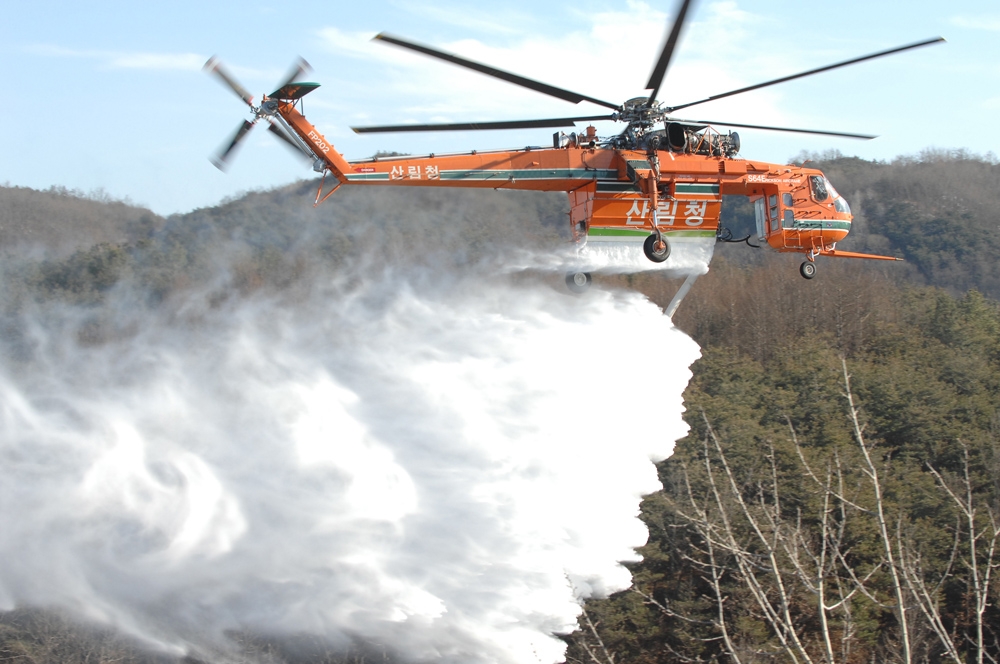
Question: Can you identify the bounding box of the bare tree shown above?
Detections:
[898,441,1000,664]
[637,361,999,664]
[567,607,617,664]
[841,360,913,664]
[669,416,879,664]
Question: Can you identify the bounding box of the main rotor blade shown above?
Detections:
[352,115,614,133]
[646,0,695,104]
[211,120,255,170]
[204,56,255,107]
[683,118,876,139]
[275,56,311,93]
[666,37,945,113]
[373,33,620,111]
[267,120,313,160]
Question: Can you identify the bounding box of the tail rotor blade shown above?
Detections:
[204,56,255,107]
[275,57,312,93]
[267,120,312,160]
[211,120,255,170]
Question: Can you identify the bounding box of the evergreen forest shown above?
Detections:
[2,150,999,663]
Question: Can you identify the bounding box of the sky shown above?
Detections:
[2,0,998,216]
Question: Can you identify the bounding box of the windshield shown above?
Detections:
[810,175,828,202]
[822,177,850,214]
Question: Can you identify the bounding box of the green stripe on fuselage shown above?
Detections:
[440,168,617,181]
[675,183,720,195]
[346,168,619,182]
[587,228,716,238]
[597,182,642,193]
[789,220,851,231]
[345,172,390,181]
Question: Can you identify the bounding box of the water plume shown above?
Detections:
[0,264,700,663]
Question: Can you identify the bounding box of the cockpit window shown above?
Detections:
[826,179,840,199]
[810,175,828,202]
[835,197,851,214]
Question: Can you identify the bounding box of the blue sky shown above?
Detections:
[2,0,998,215]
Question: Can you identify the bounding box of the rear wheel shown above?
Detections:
[643,234,670,262]
[800,261,817,279]
[566,272,592,293]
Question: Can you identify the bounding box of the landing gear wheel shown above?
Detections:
[565,271,592,293]
[643,234,670,263]
[800,261,817,279]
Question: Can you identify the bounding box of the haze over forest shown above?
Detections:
[1,149,999,663]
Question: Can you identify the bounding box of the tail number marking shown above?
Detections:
[307,131,331,154]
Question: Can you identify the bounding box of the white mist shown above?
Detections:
[0,272,700,663]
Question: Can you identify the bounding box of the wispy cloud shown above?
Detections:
[950,15,1000,32]
[315,27,383,61]
[109,52,205,70]
[27,45,206,71]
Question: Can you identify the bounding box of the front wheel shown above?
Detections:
[566,271,592,293]
[800,261,817,279]
[643,234,670,263]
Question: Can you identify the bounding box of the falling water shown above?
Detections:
[0,265,700,663]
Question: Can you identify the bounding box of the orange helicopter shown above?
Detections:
[205,0,942,310]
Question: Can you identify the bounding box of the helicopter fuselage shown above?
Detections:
[276,97,881,276]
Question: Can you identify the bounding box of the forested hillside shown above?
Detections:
[0,185,162,258]
[817,149,1000,298]
[2,150,999,663]
[0,182,567,315]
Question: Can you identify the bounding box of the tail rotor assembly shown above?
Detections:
[204,56,316,170]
